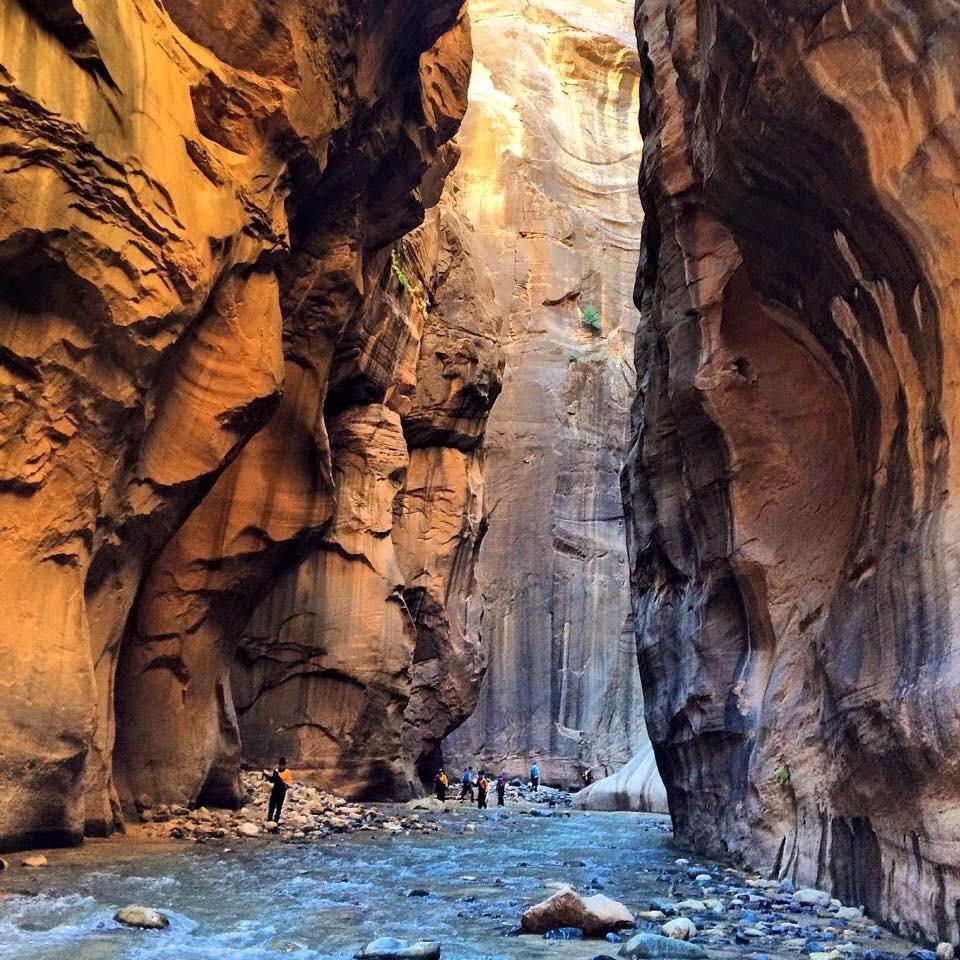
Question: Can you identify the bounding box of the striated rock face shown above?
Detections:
[229,202,502,799]
[443,0,654,788]
[628,0,960,940]
[0,0,478,849]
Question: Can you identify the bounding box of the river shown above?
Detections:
[0,807,919,960]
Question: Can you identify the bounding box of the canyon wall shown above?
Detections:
[443,0,655,787]
[628,0,960,940]
[0,0,485,850]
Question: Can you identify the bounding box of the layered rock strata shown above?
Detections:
[230,202,502,799]
[628,0,960,940]
[0,0,479,849]
[443,0,656,788]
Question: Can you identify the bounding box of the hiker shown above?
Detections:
[435,767,449,801]
[496,774,506,806]
[460,766,475,802]
[477,771,489,809]
[263,756,293,823]
[530,761,540,792]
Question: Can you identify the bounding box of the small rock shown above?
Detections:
[354,938,441,960]
[265,821,279,833]
[661,918,697,941]
[639,911,667,921]
[115,906,170,930]
[937,944,955,960]
[407,889,431,898]
[237,822,260,837]
[675,899,707,913]
[835,907,862,922]
[779,879,795,894]
[619,933,709,959]
[794,889,832,907]
[22,855,47,868]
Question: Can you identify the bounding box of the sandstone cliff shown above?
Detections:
[0,0,480,849]
[442,0,654,787]
[628,0,960,940]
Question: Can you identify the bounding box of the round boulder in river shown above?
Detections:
[114,906,170,930]
[354,938,441,960]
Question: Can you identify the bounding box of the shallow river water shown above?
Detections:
[0,808,918,960]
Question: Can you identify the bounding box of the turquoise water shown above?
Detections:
[0,808,920,960]
[0,809,676,960]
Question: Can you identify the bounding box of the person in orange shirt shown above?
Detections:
[264,757,293,823]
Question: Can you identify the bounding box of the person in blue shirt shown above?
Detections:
[530,762,540,791]
[460,766,475,802]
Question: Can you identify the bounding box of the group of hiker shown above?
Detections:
[434,762,542,808]
[260,755,546,824]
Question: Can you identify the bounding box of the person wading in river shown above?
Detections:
[460,766,475,802]
[435,768,449,801]
[496,774,506,806]
[263,757,293,823]
[476,772,489,809]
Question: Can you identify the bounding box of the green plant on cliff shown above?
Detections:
[391,248,429,322]
[581,306,602,331]
[773,765,791,789]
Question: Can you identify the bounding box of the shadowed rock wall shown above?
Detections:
[443,0,653,787]
[0,0,482,849]
[628,0,960,940]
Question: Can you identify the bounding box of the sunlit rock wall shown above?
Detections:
[444,0,652,787]
[629,0,960,940]
[0,0,475,849]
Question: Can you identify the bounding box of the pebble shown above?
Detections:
[22,855,47,868]
[794,889,833,907]
[661,918,697,941]
[237,822,260,837]
[675,899,707,912]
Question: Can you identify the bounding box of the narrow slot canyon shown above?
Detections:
[0,1,959,958]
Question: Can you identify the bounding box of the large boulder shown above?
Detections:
[521,887,635,936]
[574,745,668,813]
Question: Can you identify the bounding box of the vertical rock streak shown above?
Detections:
[441,0,656,787]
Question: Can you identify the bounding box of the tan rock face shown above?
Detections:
[0,0,476,847]
[628,0,960,940]
[442,0,653,787]
[229,200,503,799]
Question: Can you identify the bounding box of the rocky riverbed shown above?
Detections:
[0,807,933,960]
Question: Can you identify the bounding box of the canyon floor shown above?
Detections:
[0,809,921,960]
